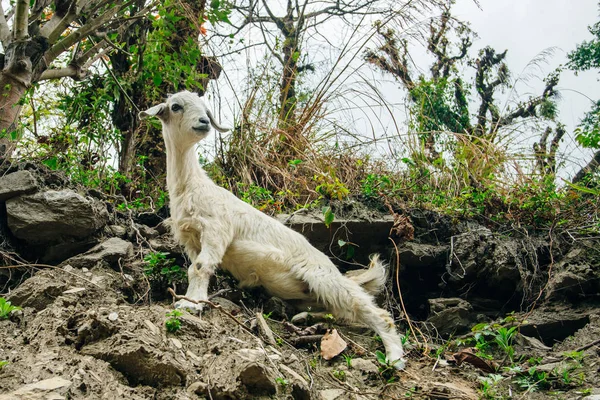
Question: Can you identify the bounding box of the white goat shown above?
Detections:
[140,91,406,368]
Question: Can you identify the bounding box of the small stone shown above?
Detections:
[319,388,345,400]
[108,312,119,321]
[279,364,309,387]
[144,320,160,335]
[63,287,86,295]
[170,338,183,349]
[187,381,208,395]
[350,358,379,374]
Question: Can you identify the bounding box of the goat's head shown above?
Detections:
[139,91,229,147]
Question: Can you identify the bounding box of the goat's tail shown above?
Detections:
[346,254,387,295]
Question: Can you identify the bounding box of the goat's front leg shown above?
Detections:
[175,231,229,314]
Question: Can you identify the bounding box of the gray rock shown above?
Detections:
[0,170,38,201]
[427,297,473,336]
[238,364,277,396]
[82,338,186,387]
[6,190,108,244]
[398,242,447,268]
[0,377,72,400]
[545,243,600,301]
[7,272,69,310]
[350,358,379,374]
[138,224,159,239]
[108,225,128,237]
[61,238,133,269]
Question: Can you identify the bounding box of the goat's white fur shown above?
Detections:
[139,91,406,368]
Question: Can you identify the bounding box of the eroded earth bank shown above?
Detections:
[1,166,599,399]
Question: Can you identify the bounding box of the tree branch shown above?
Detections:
[42,0,126,68]
[260,0,286,33]
[39,0,80,43]
[0,1,11,46]
[38,64,88,80]
[13,0,30,40]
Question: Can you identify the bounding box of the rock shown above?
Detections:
[61,238,133,269]
[108,225,128,237]
[0,170,38,201]
[6,190,108,244]
[545,243,600,301]
[350,358,379,374]
[42,238,99,263]
[279,364,309,387]
[444,229,537,301]
[7,272,69,310]
[398,242,447,268]
[319,388,345,400]
[148,236,181,254]
[211,297,242,314]
[137,211,164,227]
[187,381,208,396]
[81,336,186,387]
[138,224,159,239]
[265,296,289,320]
[108,312,119,321]
[292,383,312,400]
[238,364,277,396]
[519,309,590,346]
[0,377,72,400]
[427,298,473,336]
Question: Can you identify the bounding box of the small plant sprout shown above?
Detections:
[165,310,183,333]
[323,313,335,323]
[375,350,399,383]
[563,350,585,363]
[0,298,21,319]
[343,353,354,368]
[0,361,8,369]
[275,377,288,387]
[478,374,504,399]
[332,369,346,381]
[144,252,186,287]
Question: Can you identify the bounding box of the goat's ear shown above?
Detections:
[139,104,166,120]
[206,109,230,133]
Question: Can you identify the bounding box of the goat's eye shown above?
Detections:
[171,104,183,112]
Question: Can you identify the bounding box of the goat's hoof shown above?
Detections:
[175,299,203,315]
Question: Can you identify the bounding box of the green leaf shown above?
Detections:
[337,239,347,247]
[323,207,334,228]
[43,157,58,170]
[375,350,388,365]
[153,73,163,86]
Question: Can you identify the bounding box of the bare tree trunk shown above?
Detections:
[278,34,299,130]
[0,72,28,156]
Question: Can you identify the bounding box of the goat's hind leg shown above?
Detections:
[301,269,406,369]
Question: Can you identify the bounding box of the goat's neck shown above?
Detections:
[164,138,209,198]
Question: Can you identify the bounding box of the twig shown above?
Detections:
[0,263,102,288]
[167,288,254,335]
[389,237,421,349]
[573,338,600,354]
[256,312,277,346]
